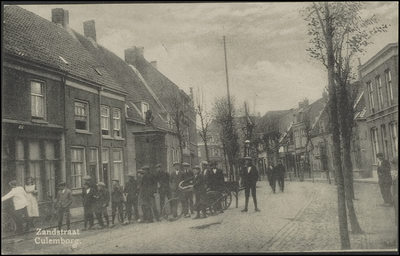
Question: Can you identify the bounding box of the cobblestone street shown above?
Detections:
[2,179,397,254]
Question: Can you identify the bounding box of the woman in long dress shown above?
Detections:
[25,177,39,228]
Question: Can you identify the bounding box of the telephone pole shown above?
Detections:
[223,36,232,116]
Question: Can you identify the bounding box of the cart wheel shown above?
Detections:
[162,198,183,221]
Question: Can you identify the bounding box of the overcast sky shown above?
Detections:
[19,2,398,116]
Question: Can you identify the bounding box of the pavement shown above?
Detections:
[2,176,397,254]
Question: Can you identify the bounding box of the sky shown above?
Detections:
[17,2,399,116]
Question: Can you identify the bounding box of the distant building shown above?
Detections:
[359,42,398,175]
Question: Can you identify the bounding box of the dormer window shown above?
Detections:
[141,102,149,119]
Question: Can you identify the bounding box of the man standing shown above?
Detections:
[82,181,96,230]
[191,165,207,219]
[207,160,225,214]
[1,180,29,233]
[94,182,110,229]
[182,162,194,217]
[142,165,160,222]
[241,157,260,212]
[169,162,184,218]
[274,160,286,193]
[137,170,152,223]
[55,182,72,231]
[155,164,170,216]
[124,173,139,223]
[376,153,393,206]
[110,179,125,227]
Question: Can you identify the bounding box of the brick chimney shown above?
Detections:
[124,46,144,66]
[83,20,97,42]
[52,8,69,27]
[150,61,157,69]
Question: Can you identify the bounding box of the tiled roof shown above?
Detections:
[73,31,170,130]
[4,5,126,94]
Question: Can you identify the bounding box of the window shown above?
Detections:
[113,149,123,182]
[101,106,110,135]
[113,108,121,137]
[376,76,384,110]
[389,122,398,157]
[381,124,388,159]
[102,148,109,184]
[294,130,301,148]
[385,70,393,106]
[370,128,379,163]
[75,101,88,131]
[319,121,325,133]
[367,81,374,113]
[71,148,85,189]
[142,102,149,119]
[31,81,45,118]
[89,148,99,182]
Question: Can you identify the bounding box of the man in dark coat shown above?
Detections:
[266,163,275,192]
[156,164,170,216]
[141,165,160,222]
[124,173,139,223]
[241,157,260,212]
[94,182,110,229]
[274,160,286,193]
[82,181,96,230]
[376,153,393,206]
[55,182,72,231]
[111,179,126,227]
[182,162,194,217]
[169,162,184,217]
[207,160,225,214]
[190,165,207,219]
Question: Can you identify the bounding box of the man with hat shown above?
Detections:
[274,159,286,193]
[182,162,194,217]
[376,153,393,206]
[190,165,207,219]
[138,166,158,223]
[146,165,161,221]
[111,179,126,227]
[2,180,29,233]
[155,164,170,216]
[241,157,260,212]
[94,182,110,229]
[82,179,96,230]
[169,162,184,218]
[207,160,225,214]
[124,172,139,223]
[55,181,72,230]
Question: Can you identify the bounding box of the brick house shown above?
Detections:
[358,42,398,175]
[3,6,129,207]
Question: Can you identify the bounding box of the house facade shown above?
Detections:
[359,42,398,174]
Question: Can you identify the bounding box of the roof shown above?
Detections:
[4,5,127,94]
[73,31,170,129]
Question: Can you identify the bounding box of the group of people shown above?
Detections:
[265,159,286,193]
[1,177,40,233]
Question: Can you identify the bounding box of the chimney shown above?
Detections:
[124,46,144,66]
[83,20,97,42]
[299,102,304,109]
[150,61,157,69]
[52,8,69,27]
[303,98,309,107]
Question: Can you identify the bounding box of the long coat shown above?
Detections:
[124,179,138,202]
[241,165,259,187]
[157,171,170,195]
[378,159,392,184]
[138,173,154,207]
[207,168,224,191]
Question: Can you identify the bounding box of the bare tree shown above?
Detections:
[195,87,212,163]
[303,2,388,248]
[213,96,240,181]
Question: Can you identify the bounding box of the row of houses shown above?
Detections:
[2,6,198,207]
[257,42,398,180]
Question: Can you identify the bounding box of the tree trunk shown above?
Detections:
[337,86,362,234]
[325,2,351,248]
[204,139,210,163]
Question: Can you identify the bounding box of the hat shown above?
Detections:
[201,161,208,165]
[155,164,162,168]
[83,175,92,180]
[182,162,190,167]
[376,153,384,157]
[173,162,180,166]
[244,156,252,160]
[127,173,135,177]
[137,169,144,174]
[58,181,66,186]
[112,179,120,182]
[141,165,150,170]
[97,182,106,187]
[193,165,201,170]
[9,180,17,186]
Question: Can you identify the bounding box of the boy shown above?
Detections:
[55,182,72,230]
[94,182,110,229]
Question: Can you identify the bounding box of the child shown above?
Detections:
[94,182,110,229]
[55,182,72,230]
